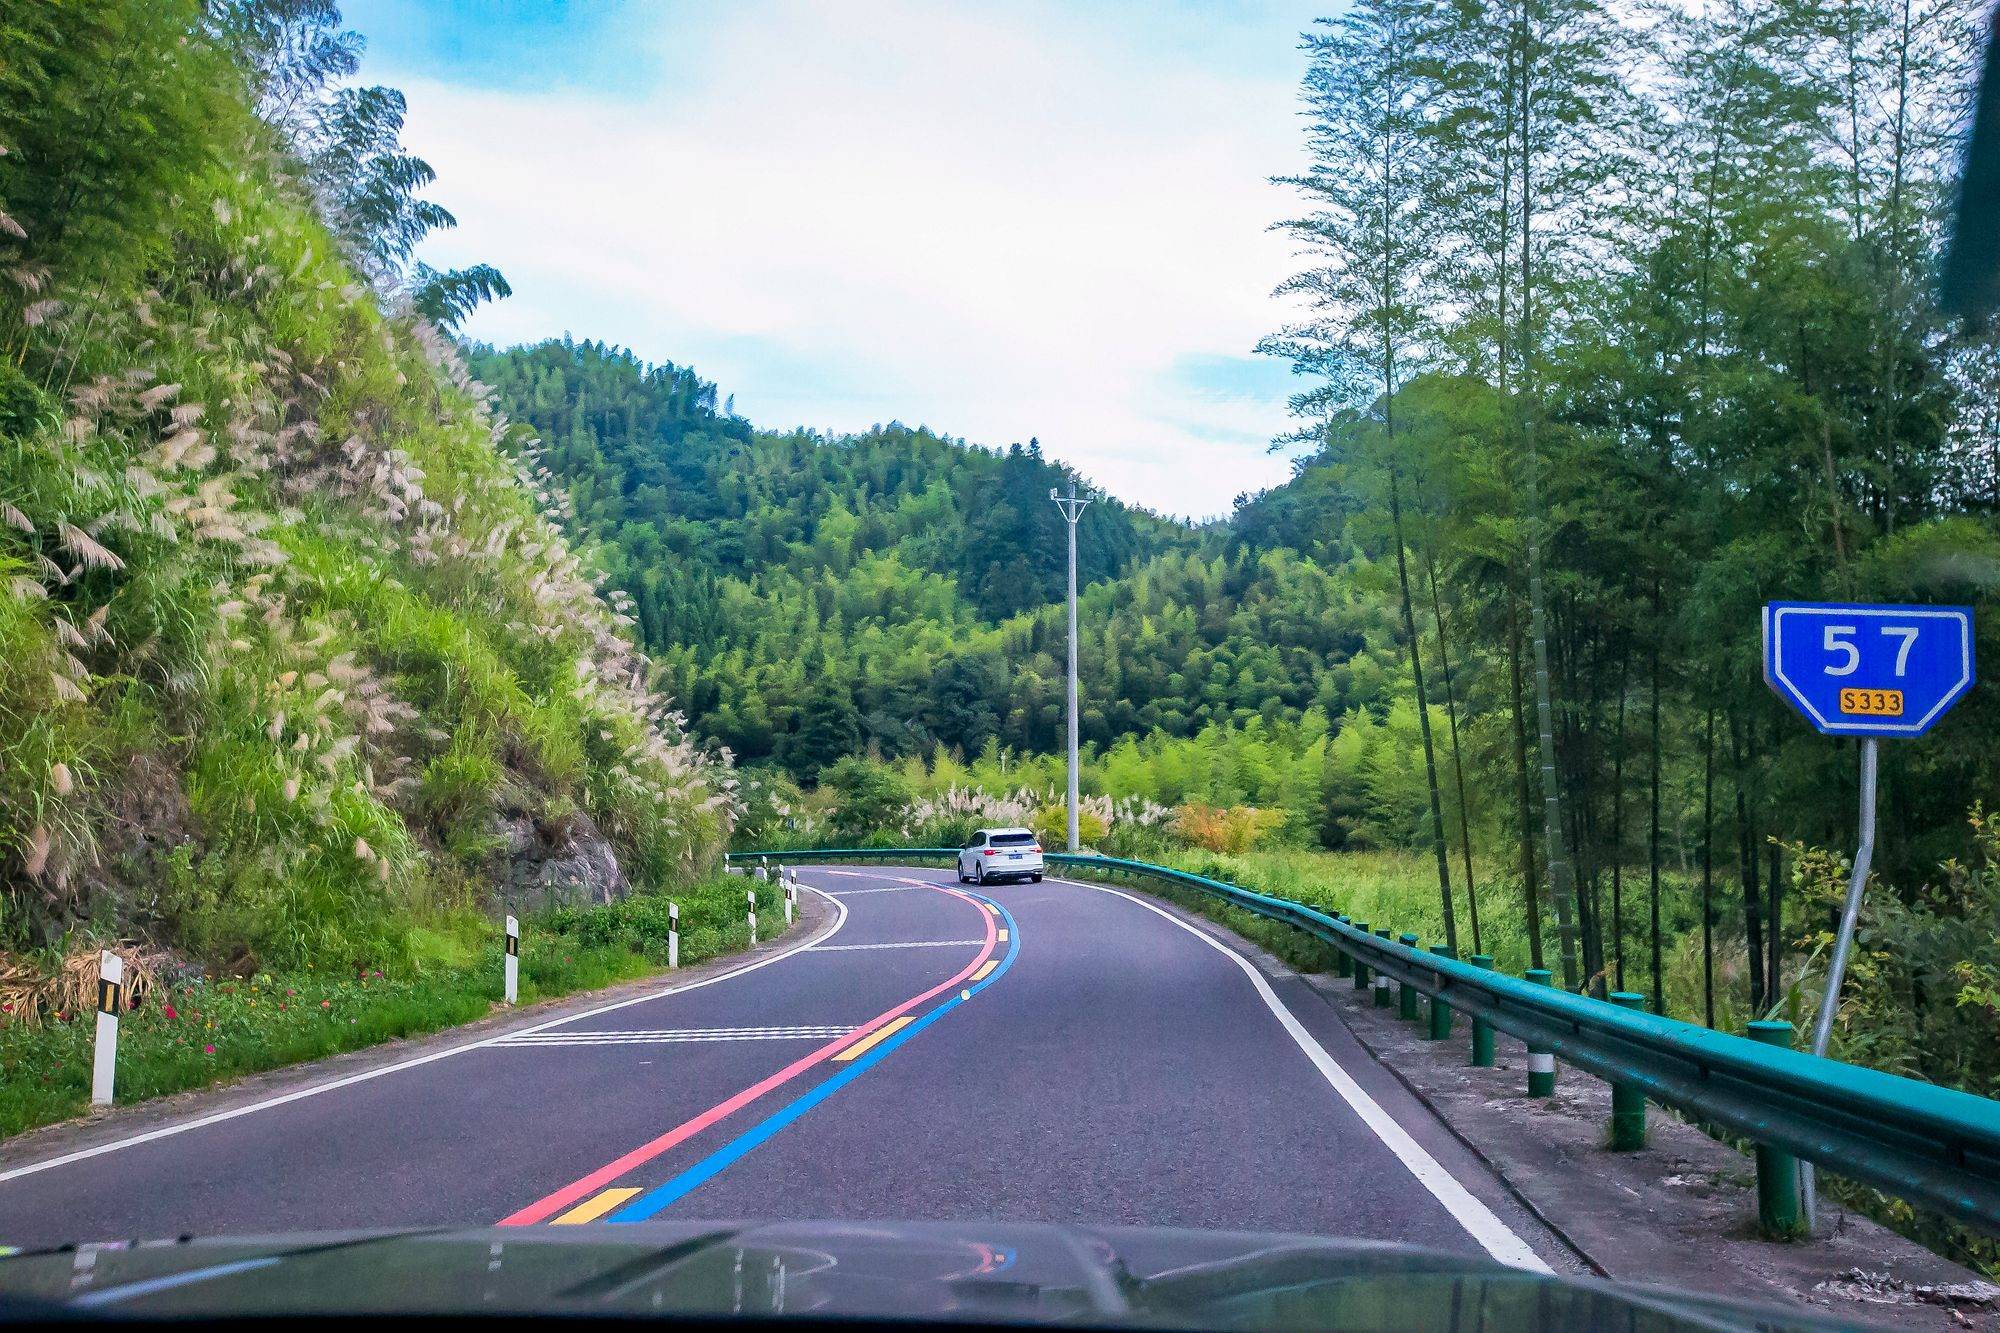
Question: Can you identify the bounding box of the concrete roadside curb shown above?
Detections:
[0,890,837,1176]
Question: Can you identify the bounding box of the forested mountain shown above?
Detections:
[474,340,1419,773]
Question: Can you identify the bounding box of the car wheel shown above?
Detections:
[1030,872,1042,883]
[973,861,985,886]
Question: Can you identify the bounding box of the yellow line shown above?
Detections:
[551,1187,640,1225]
[971,960,998,981]
[997,929,1009,942]
[832,1015,913,1062]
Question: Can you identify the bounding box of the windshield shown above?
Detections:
[1,2,1996,1330]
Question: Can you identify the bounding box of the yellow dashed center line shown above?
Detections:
[551,1187,640,1224]
[971,960,998,982]
[998,929,1009,942]
[832,1015,913,1062]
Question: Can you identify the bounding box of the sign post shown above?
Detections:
[503,914,519,1006]
[91,951,123,1106]
[1763,601,1974,1232]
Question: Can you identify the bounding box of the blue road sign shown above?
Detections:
[1763,602,1975,737]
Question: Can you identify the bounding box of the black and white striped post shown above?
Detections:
[668,901,680,969]
[783,868,795,925]
[747,887,758,946]
[91,951,123,1106]
[504,915,519,1005]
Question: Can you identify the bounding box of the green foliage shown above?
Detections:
[0,1,731,973]
[0,874,778,1137]
[820,756,913,844]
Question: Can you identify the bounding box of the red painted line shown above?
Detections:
[499,879,996,1226]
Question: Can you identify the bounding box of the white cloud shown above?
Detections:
[390,0,1317,517]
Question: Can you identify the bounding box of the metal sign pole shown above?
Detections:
[1800,736,1878,1232]
[1050,483,1091,853]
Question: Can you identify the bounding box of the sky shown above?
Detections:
[343,0,1328,518]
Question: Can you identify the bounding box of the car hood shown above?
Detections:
[0,1219,1851,1330]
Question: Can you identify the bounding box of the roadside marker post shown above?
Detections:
[1607,992,1648,1149]
[667,901,680,969]
[783,869,795,926]
[1524,969,1556,1096]
[1764,601,1975,1231]
[747,888,758,947]
[1426,945,1454,1040]
[1397,934,1421,1021]
[91,951,122,1106]
[503,915,518,1006]
[1469,955,1496,1066]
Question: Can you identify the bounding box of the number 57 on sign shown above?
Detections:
[1763,602,1976,737]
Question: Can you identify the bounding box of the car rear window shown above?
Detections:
[992,833,1037,846]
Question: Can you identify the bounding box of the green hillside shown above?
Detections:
[473,340,1414,779]
[0,2,730,972]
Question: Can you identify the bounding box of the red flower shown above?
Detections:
[202,1044,215,1054]
[162,1004,178,1020]
[320,999,331,1009]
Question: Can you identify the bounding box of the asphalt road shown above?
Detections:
[0,868,1562,1269]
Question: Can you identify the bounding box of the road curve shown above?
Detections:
[0,867,1562,1269]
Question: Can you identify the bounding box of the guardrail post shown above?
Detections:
[1427,946,1454,1039]
[1747,1020,1804,1236]
[1525,968,1556,1096]
[1373,929,1394,1006]
[1469,955,1495,1066]
[1397,934,1421,1020]
[1607,992,1648,1149]
[1332,915,1352,978]
[1352,922,1371,990]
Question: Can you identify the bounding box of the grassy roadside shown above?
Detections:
[0,876,785,1140]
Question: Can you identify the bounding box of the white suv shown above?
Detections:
[957,828,1045,885]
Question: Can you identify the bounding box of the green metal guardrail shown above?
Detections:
[730,847,2000,1238]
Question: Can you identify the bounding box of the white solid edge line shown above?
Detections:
[1050,875,1552,1273]
[0,884,850,1187]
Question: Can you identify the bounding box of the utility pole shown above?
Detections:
[1051,482,1091,852]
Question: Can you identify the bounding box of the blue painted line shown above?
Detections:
[607,891,1021,1222]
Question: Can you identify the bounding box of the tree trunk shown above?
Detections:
[1611,650,1630,992]
[1387,470,1459,952]
[1508,597,1546,970]
[1425,552,1481,954]
[1702,704,1717,1029]
[1730,710,1767,1012]
[1649,580,1665,1017]
[1517,2,1581,989]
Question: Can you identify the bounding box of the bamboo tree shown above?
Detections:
[1264,0,1460,948]
[1425,550,1482,953]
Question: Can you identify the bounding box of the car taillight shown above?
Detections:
[1032,845,1042,853]
[982,848,997,855]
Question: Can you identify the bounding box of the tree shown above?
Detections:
[1264,0,1462,950]
[209,0,510,323]
[821,756,912,842]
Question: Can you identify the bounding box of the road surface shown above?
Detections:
[0,868,1562,1268]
